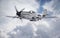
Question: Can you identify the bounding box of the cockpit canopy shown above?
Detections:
[29,10,35,13]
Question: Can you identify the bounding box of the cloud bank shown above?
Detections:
[0,0,60,38]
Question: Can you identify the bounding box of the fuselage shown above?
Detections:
[16,11,43,21]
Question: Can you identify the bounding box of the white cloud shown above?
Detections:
[0,0,40,38]
[0,0,39,31]
[0,0,60,38]
[0,29,10,38]
[42,0,60,38]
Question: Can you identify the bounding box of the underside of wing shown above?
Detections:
[44,16,57,18]
[6,16,19,18]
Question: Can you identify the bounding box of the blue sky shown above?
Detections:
[37,0,52,13]
[0,0,60,38]
[37,0,52,5]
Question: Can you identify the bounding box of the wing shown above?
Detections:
[44,16,57,18]
[6,16,19,18]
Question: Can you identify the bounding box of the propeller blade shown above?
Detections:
[19,17,23,22]
[15,6,18,13]
[20,8,25,12]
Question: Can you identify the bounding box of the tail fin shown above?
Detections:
[42,9,47,17]
[43,9,47,15]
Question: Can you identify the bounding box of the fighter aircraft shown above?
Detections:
[6,6,57,21]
